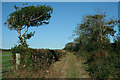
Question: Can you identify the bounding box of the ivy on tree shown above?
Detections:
[5,4,53,46]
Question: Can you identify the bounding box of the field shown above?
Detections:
[0,51,14,74]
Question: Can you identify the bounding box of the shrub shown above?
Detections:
[85,49,119,78]
[27,49,66,70]
[11,46,66,71]
[10,44,32,66]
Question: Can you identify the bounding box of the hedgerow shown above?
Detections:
[11,45,66,71]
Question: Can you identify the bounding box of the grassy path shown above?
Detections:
[45,51,90,78]
[67,52,78,78]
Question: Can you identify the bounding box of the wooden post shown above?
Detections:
[16,53,20,70]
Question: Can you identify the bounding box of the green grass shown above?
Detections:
[0,51,14,72]
[61,57,67,63]
[67,54,78,78]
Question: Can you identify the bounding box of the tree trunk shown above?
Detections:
[17,30,24,45]
[19,36,24,45]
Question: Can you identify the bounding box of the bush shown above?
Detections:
[10,44,31,66]
[84,49,119,78]
[24,49,66,70]
[11,45,28,55]
[11,45,66,70]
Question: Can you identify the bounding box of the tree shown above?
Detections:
[5,4,53,46]
[113,34,120,54]
[72,12,120,78]
[73,13,119,50]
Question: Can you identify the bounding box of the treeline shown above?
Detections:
[0,49,11,52]
[64,13,120,78]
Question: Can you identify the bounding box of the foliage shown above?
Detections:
[7,4,53,70]
[11,46,66,70]
[64,42,80,52]
[86,49,119,78]
[18,31,35,46]
[5,4,53,45]
[65,12,120,78]
[113,35,120,54]
[11,44,28,55]
[20,49,66,71]
[73,13,118,51]
[10,44,31,66]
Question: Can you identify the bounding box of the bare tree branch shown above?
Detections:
[31,13,46,21]
[21,27,29,37]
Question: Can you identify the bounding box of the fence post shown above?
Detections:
[16,53,20,70]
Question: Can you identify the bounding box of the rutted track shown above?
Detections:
[45,51,90,78]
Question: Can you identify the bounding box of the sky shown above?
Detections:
[1,0,120,2]
[1,2,119,49]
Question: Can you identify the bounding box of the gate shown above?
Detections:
[0,54,14,76]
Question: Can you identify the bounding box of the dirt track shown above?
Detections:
[45,51,90,78]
